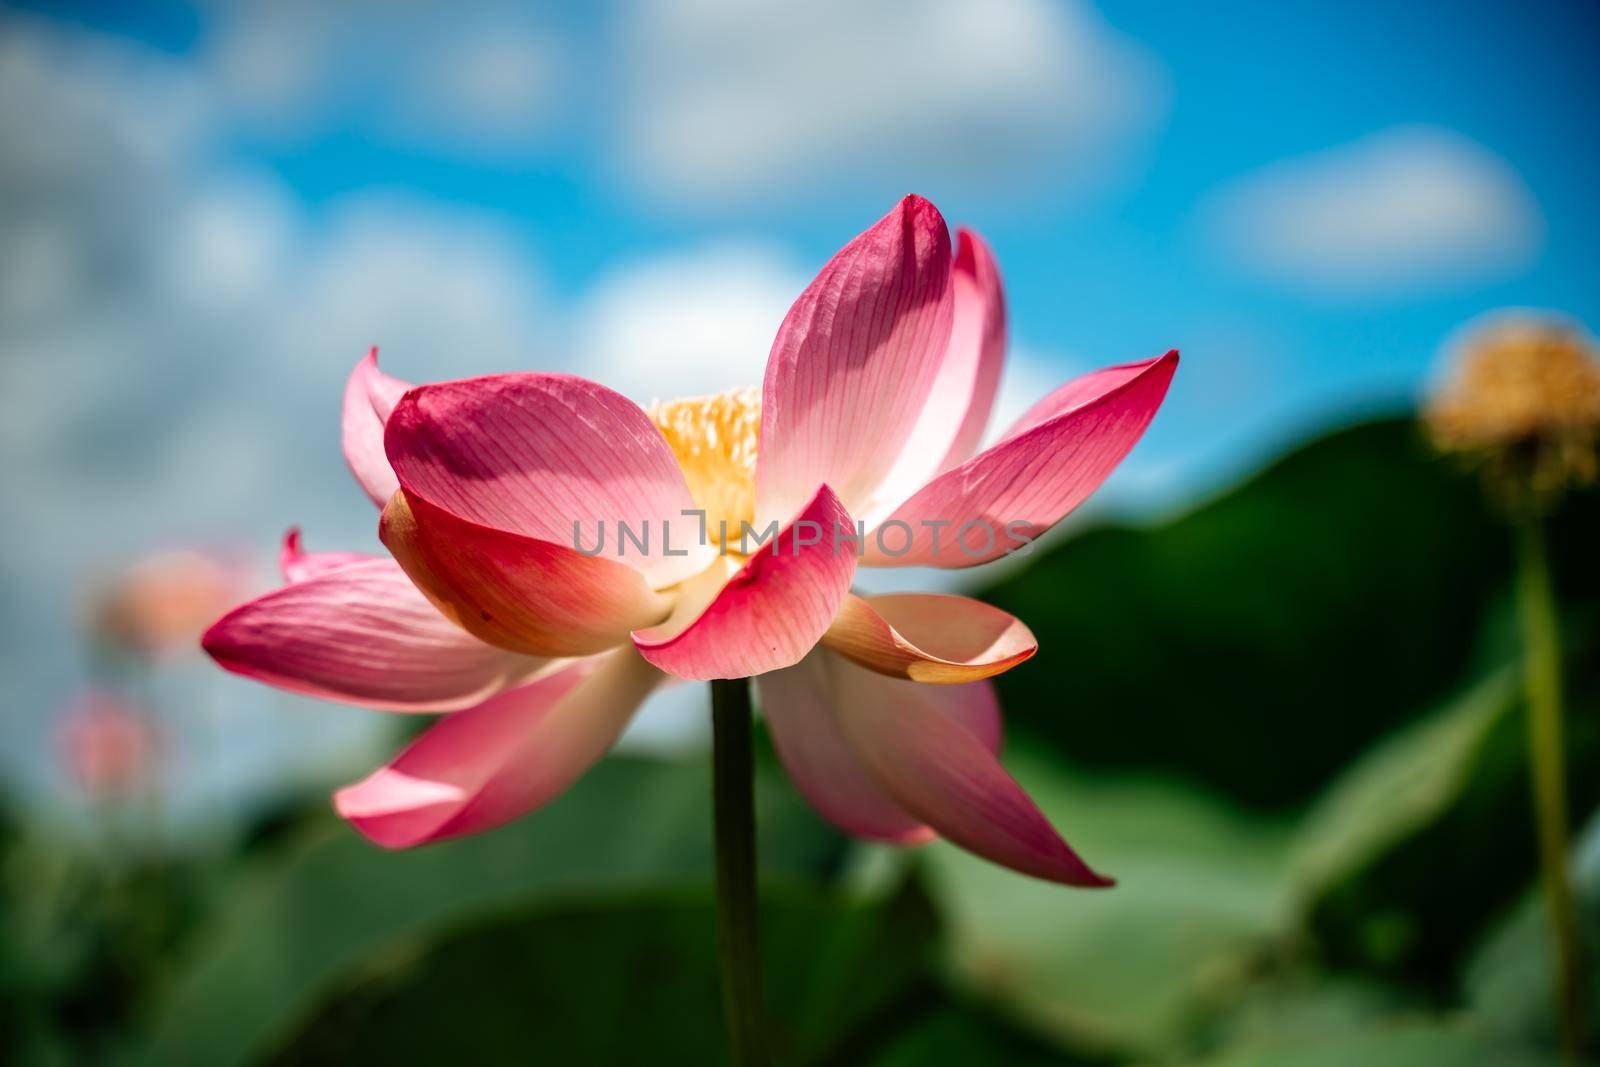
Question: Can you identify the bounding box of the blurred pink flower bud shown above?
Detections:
[56,691,162,800]
[89,549,243,659]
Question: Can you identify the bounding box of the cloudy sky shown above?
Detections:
[2,0,1597,809]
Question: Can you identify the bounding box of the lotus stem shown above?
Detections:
[710,676,769,1066]
[1514,511,1585,1059]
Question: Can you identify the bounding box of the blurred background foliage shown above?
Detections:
[3,412,1594,1065]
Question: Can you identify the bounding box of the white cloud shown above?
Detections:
[0,19,560,809]
[0,25,206,327]
[199,1,567,151]
[614,0,1167,208]
[159,178,297,310]
[573,243,808,403]
[1202,125,1543,296]
[405,29,566,149]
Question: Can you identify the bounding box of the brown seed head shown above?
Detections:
[1425,315,1600,508]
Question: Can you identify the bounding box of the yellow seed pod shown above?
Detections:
[1426,315,1600,510]
[648,387,762,548]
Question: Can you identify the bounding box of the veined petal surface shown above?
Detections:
[202,558,539,711]
[756,195,954,527]
[831,656,1109,886]
[866,229,1007,521]
[862,351,1178,567]
[632,485,856,679]
[334,649,660,848]
[385,372,713,588]
[381,491,672,658]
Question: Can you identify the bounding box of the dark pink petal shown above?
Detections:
[831,657,1108,886]
[385,372,712,589]
[758,651,931,844]
[334,649,660,848]
[820,593,1035,683]
[381,491,672,658]
[342,348,412,507]
[279,527,371,584]
[863,350,1178,567]
[632,485,856,679]
[868,229,1008,519]
[202,558,540,711]
[755,195,955,527]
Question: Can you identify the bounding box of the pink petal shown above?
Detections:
[931,671,1005,755]
[334,648,661,848]
[867,229,1008,520]
[758,651,932,844]
[279,527,371,584]
[830,656,1109,886]
[632,485,856,679]
[820,593,1035,683]
[381,490,672,658]
[940,230,1009,467]
[862,350,1178,567]
[1000,352,1174,440]
[385,372,712,589]
[202,558,540,711]
[342,348,412,508]
[755,195,955,528]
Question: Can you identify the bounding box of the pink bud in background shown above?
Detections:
[55,691,162,801]
[89,549,244,660]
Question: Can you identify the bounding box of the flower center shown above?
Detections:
[648,386,761,548]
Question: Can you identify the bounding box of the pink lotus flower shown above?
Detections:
[203,196,1175,885]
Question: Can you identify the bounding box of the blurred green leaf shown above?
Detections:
[1463,809,1600,1048]
[1192,1019,1565,1067]
[1186,972,1409,1057]
[133,755,847,1067]
[919,744,1292,1060]
[1289,665,1516,896]
[264,882,944,1067]
[1292,652,1600,988]
[864,999,1097,1066]
[978,417,1600,808]
[1,800,212,1067]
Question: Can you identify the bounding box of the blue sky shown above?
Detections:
[2,0,1597,804]
[25,3,1600,438]
[24,0,1596,484]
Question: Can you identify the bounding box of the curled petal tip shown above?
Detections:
[278,527,304,577]
[821,594,1037,683]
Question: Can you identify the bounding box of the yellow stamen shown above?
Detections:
[648,387,761,548]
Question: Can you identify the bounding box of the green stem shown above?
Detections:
[1514,512,1585,1059]
[711,677,768,1066]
